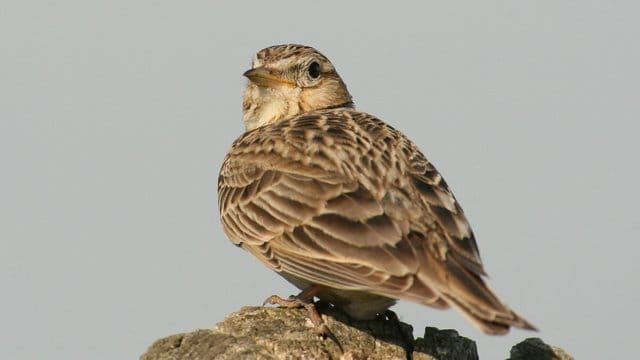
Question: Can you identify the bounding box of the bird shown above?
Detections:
[218,44,536,336]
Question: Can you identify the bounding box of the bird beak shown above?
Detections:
[243,67,295,88]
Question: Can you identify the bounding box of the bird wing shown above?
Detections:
[219,109,538,334]
[218,109,484,298]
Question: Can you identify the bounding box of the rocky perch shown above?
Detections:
[140,305,572,360]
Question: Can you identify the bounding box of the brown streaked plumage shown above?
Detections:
[218,44,536,334]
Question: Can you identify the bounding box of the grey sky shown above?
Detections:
[1,1,638,359]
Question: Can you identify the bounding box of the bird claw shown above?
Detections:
[261,289,343,352]
[313,322,343,353]
[262,294,306,308]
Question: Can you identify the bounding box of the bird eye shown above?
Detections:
[308,61,321,79]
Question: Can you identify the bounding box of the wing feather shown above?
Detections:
[218,108,533,332]
[218,109,482,296]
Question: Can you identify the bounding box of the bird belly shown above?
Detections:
[280,272,396,320]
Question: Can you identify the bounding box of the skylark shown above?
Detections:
[218,44,535,336]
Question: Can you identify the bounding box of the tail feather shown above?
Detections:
[412,250,536,334]
[440,256,537,334]
[443,292,537,335]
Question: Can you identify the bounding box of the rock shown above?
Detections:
[140,305,572,360]
[414,327,478,360]
[508,338,574,360]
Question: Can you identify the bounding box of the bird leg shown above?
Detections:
[262,285,343,352]
[378,310,414,358]
[262,284,321,307]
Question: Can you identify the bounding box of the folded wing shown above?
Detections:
[218,109,535,334]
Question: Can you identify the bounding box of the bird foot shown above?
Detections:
[262,294,307,308]
[262,287,343,352]
[378,310,414,355]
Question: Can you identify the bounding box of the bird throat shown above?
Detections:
[242,81,354,131]
[242,84,302,131]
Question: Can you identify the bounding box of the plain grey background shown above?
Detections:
[2,1,638,359]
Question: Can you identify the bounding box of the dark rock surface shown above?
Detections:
[508,337,574,360]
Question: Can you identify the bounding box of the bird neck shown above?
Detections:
[242,87,354,131]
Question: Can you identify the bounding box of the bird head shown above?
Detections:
[242,44,353,130]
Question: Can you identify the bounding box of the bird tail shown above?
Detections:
[410,248,536,335]
[436,256,537,335]
[442,293,536,335]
